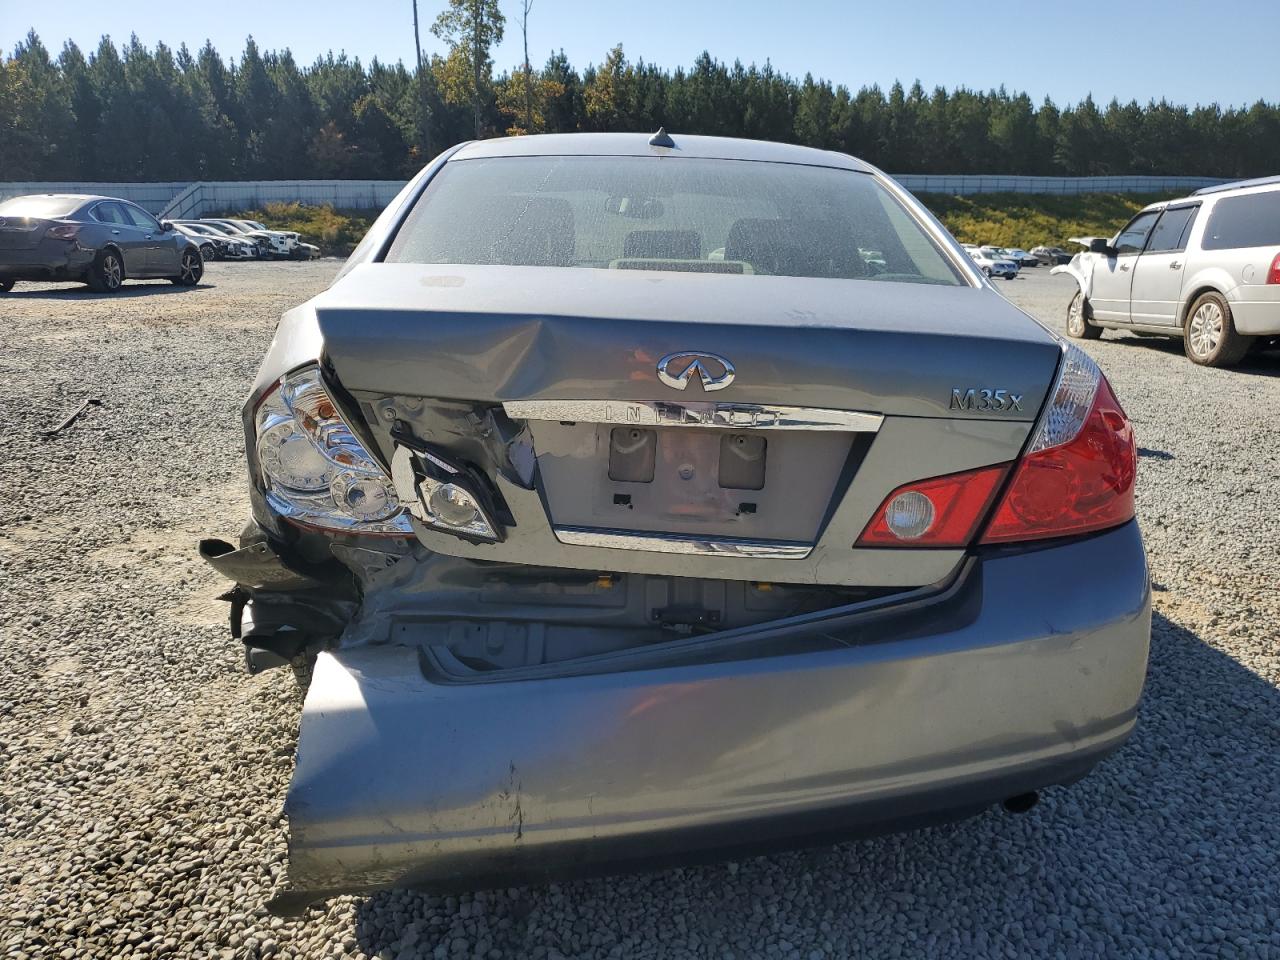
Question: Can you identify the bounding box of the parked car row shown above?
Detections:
[960,242,1078,281]
[173,218,320,262]
[962,244,1019,279]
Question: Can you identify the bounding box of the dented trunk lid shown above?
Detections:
[309,263,1062,587]
[313,263,1061,420]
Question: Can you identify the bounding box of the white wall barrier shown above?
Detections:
[891,174,1229,196]
[161,180,407,219]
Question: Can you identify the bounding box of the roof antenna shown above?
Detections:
[648,126,675,148]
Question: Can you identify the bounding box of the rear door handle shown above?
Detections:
[111,229,120,235]
[1169,261,1182,269]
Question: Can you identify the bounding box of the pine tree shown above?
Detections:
[431,0,505,139]
[1,34,1278,181]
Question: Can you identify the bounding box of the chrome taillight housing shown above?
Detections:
[253,366,411,535]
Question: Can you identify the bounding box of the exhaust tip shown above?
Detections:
[1002,791,1039,814]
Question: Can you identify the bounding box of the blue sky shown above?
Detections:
[1,0,1272,108]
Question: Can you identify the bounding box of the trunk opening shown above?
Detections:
[358,552,915,676]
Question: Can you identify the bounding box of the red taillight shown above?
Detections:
[47,223,80,240]
[981,375,1135,543]
[857,463,1010,547]
[1266,253,1280,285]
[858,345,1136,550]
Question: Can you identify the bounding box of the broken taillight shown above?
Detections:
[253,365,412,535]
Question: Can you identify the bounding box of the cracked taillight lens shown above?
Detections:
[253,366,411,535]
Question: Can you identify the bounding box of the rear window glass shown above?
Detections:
[386,156,963,285]
[0,196,83,218]
[1201,191,1280,250]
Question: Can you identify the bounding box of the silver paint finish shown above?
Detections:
[224,137,1152,908]
[283,521,1150,899]
[314,263,1062,421]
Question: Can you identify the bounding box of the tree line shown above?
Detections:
[2,14,1277,183]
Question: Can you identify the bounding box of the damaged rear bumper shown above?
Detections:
[0,242,96,281]
[273,521,1150,913]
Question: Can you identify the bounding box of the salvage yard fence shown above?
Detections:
[0,174,1234,218]
[891,174,1229,196]
[156,180,407,220]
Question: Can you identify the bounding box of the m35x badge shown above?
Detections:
[657,352,736,392]
[949,387,1023,412]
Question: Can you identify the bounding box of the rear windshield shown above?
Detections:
[0,196,83,218]
[386,156,964,285]
[1201,190,1280,250]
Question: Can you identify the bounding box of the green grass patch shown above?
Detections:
[221,202,375,257]
[918,192,1179,250]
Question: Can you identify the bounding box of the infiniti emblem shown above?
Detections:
[656,352,736,392]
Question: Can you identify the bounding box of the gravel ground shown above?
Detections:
[2,263,1278,959]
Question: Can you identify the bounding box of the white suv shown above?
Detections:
[1054,176,1280,366]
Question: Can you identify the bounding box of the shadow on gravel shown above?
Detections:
[1108,332,1280,376]
[342,610,1280,958]
[2,282,213,301]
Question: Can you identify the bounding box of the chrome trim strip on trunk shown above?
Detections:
[503,400,884,432]
[553,526,813,559]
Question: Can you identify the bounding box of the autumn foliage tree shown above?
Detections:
[431,0,505,138]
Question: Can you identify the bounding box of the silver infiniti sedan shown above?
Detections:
[0,194,203,292]
[200,133,1149,913]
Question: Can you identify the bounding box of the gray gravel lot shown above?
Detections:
[2,263,1278,959]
